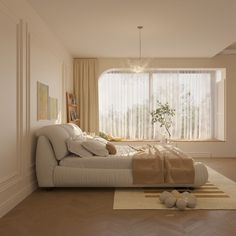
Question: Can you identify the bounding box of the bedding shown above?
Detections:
[67,137,93,157]
[60,145,136,169]
[35,125,70,160]
[66,132,118,157]
[35,124,209,187]
[132,145,194,185]
[82,139,109,156]
[163,145,194,184]
[60,155,133,169]
[58,144,207,187]
[132,147,164,184]
[106,142,117,154]
[61,145,192,177]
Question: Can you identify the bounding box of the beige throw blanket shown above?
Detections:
[132,145,195,185]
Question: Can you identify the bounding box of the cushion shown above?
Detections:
[106,142,117,155]
[35,125,70,160]
[61,123,83,137]
[67,137,93,157]
[82,139,109,156]
[94,136,108,144]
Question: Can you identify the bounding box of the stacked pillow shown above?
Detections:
[93,137,117,154]
[36,123,117,159]
[67,134,117,157]
[67,136,94,157]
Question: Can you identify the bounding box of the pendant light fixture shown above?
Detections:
[128,25,149,73]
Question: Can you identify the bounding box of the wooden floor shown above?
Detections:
[0,158,236,236]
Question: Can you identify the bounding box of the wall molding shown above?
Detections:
[0,178,37,218]
[22,22,33,174]
[0,0,72,218]
[17,19,24,178]
[0,4,36,218]
[0,17,23,189]
[0,172,20,193]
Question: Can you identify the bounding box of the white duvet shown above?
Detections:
[60,145,137,169]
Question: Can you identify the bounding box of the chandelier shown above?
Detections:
[128,26,149,73]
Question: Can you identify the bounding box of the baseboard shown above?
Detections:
[0,180,37,218]
[187,152,212,158]
[190,153,236,159]
[205,156,236,159]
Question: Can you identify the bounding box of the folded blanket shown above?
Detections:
[132,148,164,184]
[132,145,194,185]
[161,145,195,184]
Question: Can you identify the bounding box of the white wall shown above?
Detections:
[98,56,236,158]
[0,0,73,217]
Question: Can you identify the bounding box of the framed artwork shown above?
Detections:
[37,81,49,120]
[49,97,58,120]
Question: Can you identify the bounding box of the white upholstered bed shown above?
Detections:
[35,124,208,188]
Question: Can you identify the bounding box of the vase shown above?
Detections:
[160,134,167,144]
[160,132,173,145]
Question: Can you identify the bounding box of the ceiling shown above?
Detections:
[28,0,236,58]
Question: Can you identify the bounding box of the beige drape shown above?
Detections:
[74,58,99,133]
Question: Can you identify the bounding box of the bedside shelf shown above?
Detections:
[66,92,79,126]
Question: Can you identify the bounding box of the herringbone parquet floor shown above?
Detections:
[0,158,236,236]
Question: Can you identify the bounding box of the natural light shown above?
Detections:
[99,69,225,141]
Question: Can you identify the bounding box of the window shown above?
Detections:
[99,69,225,141]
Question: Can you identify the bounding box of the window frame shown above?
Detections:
[98,68,226,142]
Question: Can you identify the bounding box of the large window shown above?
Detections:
[99,69,225,140]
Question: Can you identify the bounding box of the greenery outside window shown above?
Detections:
[99,69,225,141]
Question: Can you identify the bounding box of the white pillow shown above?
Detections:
[67,137,93,157]
[61,123,83,137]
[36,125,70,160]
[94,136,108,144]
[82,139,109,156]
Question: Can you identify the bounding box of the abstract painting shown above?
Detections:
[37,81,49,120]
[49,97,58,120]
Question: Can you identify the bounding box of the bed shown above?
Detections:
[35,124,208,188]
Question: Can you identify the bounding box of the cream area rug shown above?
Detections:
[113,167,236,210]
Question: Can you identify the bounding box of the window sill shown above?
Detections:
[111,138,225,143]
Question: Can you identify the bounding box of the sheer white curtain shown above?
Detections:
[152,71,212,140]
[99,72,151,139]
[99,70,214,140]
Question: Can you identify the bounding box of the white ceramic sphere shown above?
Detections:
[187,195,197,208]
[176,198,187,210]
[159,191,171,203]
[171,190,181,198]
[164,196,176,208]
[181,191,190,201]
[182,191,190,197]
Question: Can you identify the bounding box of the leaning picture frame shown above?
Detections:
[37,81,49,120]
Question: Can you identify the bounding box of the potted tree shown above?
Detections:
[151,100,175,143]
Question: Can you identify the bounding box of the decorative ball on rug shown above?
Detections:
[159,190,197,210]
[176,198,187,210]
[164,196,176,208]
[159,191,172,203]
[171,190,181,199]
[182,191,190,198]
[187,195,197,208]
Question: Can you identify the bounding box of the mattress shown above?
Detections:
[54,162,208,187]
[56,145,208,187]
